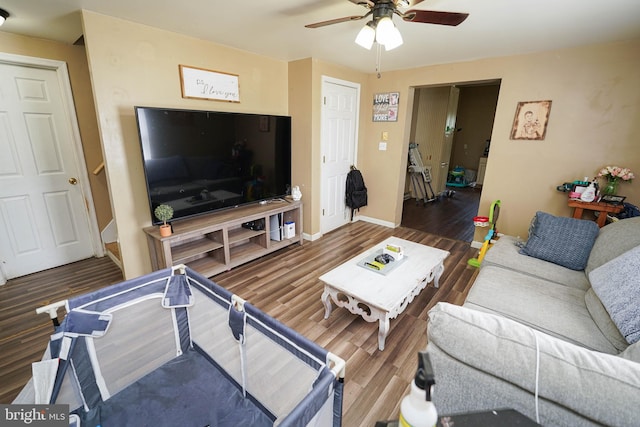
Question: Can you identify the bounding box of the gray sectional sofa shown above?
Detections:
[426,214,640,426]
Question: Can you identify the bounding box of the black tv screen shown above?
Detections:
[135,106,292,225]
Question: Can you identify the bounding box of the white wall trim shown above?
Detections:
[354,216,397,229]
[303,231,322,242]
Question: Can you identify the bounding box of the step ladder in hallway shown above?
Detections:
[408,143,437,205]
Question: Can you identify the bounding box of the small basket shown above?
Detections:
[473,216,489,227]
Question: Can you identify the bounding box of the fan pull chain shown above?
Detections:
[376,43,382,78]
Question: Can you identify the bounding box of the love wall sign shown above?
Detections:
[179,65,240,102]
[372,92,399,122]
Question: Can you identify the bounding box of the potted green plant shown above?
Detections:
[154,204,174,237]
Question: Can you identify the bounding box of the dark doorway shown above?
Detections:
[401,81,499,242]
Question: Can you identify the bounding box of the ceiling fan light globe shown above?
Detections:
[0,8,8,26]
[384,27,403,50]
[375,17,395,45]
[355,24,375,50]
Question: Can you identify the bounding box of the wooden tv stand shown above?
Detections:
[143,199,303,277]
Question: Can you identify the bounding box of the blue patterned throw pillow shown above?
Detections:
[519,211,600,270]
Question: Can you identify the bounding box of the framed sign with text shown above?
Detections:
[179,65,240,102]
[373,92,399,122]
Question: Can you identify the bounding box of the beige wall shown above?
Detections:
[288,59,314,235]
[358,73,417,226]
[289,58,369,237]
[0,31,112,231]
[359,39,640,240]
[81,11,289,278]
[79,9,640,278]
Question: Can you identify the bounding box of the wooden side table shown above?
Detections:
[568,199,623,227]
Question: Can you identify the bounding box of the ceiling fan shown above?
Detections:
[306,0,468,76]
[305,0,468,30]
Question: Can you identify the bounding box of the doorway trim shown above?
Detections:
[0,52,103,285]
[400,79,501,241]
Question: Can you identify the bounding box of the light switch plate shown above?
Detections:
[382,131,389,141]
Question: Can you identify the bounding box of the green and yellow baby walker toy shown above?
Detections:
[468,200,501,267]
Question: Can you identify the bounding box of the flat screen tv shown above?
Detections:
[135,106,292,225]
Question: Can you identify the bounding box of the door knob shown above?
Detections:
[69,177,78,185]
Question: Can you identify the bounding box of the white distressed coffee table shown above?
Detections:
[319,237,449,351]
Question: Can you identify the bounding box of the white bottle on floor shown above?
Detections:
[398,352,437,427]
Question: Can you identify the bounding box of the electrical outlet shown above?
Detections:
[378,142,387,151]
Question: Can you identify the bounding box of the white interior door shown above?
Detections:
[0,57,96,281]
[321,77,359,234]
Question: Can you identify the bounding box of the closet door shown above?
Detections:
[0,57,96,281]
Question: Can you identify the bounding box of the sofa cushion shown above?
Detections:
[589,245,640,344]
[584,288,628,352]
[586,216,640,276]
[620,341,640,363]
[518,211,599,271]
[482,236,590,290]
[427,302,640,427]
[465,265,617,353]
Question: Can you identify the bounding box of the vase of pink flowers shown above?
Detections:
[597,166,635,196]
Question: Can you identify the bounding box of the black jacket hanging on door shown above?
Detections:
[345,166,367,220]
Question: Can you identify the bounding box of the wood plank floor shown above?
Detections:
[0,256,124,403]
[401,186,482,242]
[0,221,479,426]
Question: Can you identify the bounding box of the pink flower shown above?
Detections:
[597,165,635,182]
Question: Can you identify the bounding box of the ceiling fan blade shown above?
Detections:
[349,0,374,7]
[403,10,469,26]
[305,15,367,29]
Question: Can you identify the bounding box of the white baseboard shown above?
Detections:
[303,232,322,241]
[307,215,395,242]
[355,215,396,229]
[105,250,123,270]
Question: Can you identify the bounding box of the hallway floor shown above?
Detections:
[401,186,482,242]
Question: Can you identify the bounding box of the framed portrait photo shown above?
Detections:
[510,100,552,140]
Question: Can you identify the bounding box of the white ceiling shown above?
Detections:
[1,0,639,73]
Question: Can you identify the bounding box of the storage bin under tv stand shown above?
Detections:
[143,199,303,277]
